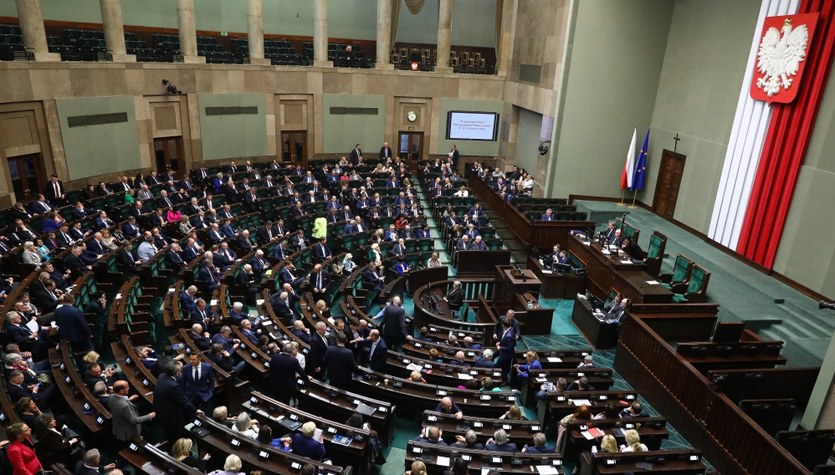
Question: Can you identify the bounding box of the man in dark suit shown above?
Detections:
[109,380,156,445]
[165,242,186,272]
[449,145,460,170]
[473,349,496,368]
[379,141,393,160]
[44,174,66,206]
[64,245,92,280]
[54,294,93,352]
[349,144,363,165]
[379,296,410,350]
[269,342,307,404]
[309,263,328,301]
[444,280,464,315]
[271,291,295,324]
[363,329,387,372]
[495,318,517,385]
[278,262,304,290]
[182,353,214,412]
[323,334,359,389]
[313,238,332,263]
[154,361,198,444]
[117,243,141,273]
[308,322,330,379]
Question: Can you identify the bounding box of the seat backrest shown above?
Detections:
[647,233,663,259]
[687,265,710,294]
[672,255,694,283]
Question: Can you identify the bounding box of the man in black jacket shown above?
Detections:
[153,361,199,444]
[323,334,360,389]
[269,342,307,404]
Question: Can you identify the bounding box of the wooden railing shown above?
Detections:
[615,314,810,475]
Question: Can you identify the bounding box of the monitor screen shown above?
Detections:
[447,111,499,141]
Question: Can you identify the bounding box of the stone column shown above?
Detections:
[375,0,393,70]
[14,0,60,61]
[99,0,135,62]
[435,0,454,73]
[247,0,270,65]
[313,0,331,67]
[176,0,204,64]
[496,0,516,77]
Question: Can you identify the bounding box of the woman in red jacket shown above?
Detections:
[7,422,43,475]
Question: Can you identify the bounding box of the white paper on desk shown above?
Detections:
[535,377,548,383]
[436,456,451,467]
[210,299,218,306]
[571,399,592,406]
[536,465,559,475]
[458,373,474,380]
[406,363,423,372]
[601,249,610,255]
[547,357,562,363]
[619,259,632,264]
[582,241,591,246]
[646,280,660,285]
[256,299,265,306]
[26,319,40,333]
[541,270,553,274]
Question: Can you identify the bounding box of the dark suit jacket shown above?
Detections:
[366,338,388,371]
[63,253,89,280]
[446,288,464,308]
[182,362,214,402]
[308,333,330,373]
[54,304,91,346]
[271,298,293,323]
[379,146,393,159]
[153,373,197,436]
[323,345,358,388]
[380,304,407,343]
[117,248,138,271]
[269,352,306,395]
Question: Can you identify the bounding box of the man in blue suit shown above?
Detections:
[154,361,198,443]
[54,294,93,352]
[182,353,214,412]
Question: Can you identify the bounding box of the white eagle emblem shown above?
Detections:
[756,19,809,97]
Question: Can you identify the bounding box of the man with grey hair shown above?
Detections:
[270,342,307,403]
[78,448,117,475]
[444,280,464,316]
[474,348,495,368]
[309,321,330,379]
[486,428,518,452]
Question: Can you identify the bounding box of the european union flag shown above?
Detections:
[632,129,649,191]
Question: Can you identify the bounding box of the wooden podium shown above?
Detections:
[493,265,553,335]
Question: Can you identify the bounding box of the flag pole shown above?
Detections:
[629,189,638,208]
[618,189,626,206]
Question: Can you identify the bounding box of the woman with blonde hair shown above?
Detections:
[100,229,119,250]
[427,252,441,268]
[599,434,618,453]
[368,242,382,263]
[82,351,100,365]
[405,460,427,475]
[209,454,244,475]
[171,437,211,470]
[409,371,426,383]
[620,429,648,452]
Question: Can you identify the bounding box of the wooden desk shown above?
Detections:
[406,440,564,475]
[579,449,705,475]
[421,410,544,447]
[566,235,672,304]
[513,292,554,335]
[539,390,639,427]
[571,295,619,350]
[526,255,585,299]
[564,417,669,460]
[493,265,541,303]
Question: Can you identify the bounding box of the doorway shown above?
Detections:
[6,153,46,200]
[398,132,423,170]
[652,149,686,220]
[154,137,185,177]
[281,131,307,166]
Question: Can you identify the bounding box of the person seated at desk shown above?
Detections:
[409,370,427,383]
[474,349,495,368]
[481,377,502,392]
[276,421,329,461]
[577,355,596,369]
[536,377,567,401]
[451,351,470,366]
[523,432,554,453]
[566,376,592,392]
[605,298,630,323]
[453,430,484,450]
[485,429,518,452]
[427,348,445,364]
[435,396,463,419]
[171,438,211,471]
[414,425,447,445]
[444,280,464,315]
[461,336,481,350]
[620,401,647,419]
[470,236,487,251]
[620,429,648,453]
[456,235,471,251]
[601,221,617,243]
[541,208,556,221]
[363,261,386,292]
[620,236,646,260]
[394,256,410,276]
[512,351,542,389]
